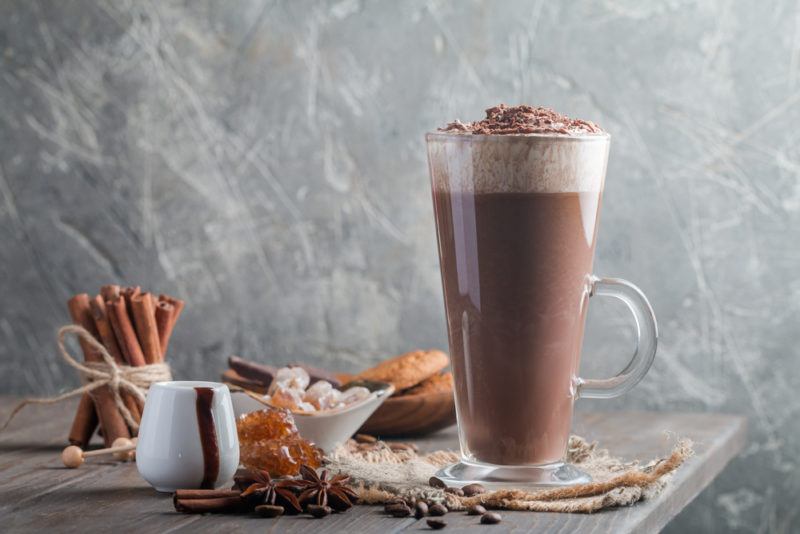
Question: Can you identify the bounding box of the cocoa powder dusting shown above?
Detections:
[440,104,604,135]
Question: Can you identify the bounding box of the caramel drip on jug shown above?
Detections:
[194,387,219,489]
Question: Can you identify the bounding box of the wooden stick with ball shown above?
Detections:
[61,437,137,468]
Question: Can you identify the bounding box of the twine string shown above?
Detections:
[0,324,171,432]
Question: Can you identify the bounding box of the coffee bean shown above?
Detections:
[385,502,411,517]
[429,476,447,489]
[466,504,486,516]
[461,483,487,497]
[427,518,447,529]
[389,442,417,453]
[354,433,377,443]
[415,501,429,519]
[255,504,284,518]
[444,487,464,497]
[481,512,502,524]
[307,504,332,518]
[428,503,448,516]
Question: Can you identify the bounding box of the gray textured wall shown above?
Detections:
[1,1,797,531]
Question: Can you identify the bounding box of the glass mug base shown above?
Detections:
[435,458,591,489]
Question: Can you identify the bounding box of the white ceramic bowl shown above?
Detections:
[231,381,394,453]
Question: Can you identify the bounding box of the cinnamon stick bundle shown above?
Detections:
[65,285,184,446]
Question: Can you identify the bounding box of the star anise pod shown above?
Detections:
[239,469,303,513]
[294,464,359,512]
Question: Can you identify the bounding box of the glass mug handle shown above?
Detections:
[576,275,658,399]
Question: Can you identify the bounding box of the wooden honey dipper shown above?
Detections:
[61,437,138,468]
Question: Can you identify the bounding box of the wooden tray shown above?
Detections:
[358,390,455,437]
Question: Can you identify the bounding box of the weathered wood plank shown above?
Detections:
[0,398,746,533]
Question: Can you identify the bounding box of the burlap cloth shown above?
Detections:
[326,436,693,513]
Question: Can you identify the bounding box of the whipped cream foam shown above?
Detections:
[426,132,609,194]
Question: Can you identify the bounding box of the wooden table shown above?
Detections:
[0,399,746,533]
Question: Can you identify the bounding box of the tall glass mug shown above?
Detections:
[426,131,657,486]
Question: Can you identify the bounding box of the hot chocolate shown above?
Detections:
[427,106,609,465]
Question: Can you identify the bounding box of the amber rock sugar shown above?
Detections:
[236,407,322,476]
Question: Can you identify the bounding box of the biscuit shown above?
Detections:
[356,349,449,391]
[400,371,454,397]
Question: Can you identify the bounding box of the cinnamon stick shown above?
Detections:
[66,294,102,448]
[67,294,130,447]
[131,292,161,364]
[173,489,245,513]
[174,489,241,500]
[228,356,276,387]
[67,294,101,355]
[121,287,140,333]
[221,368,270,394]
[90,295,141,429]
[122,286,140,299]
[173,497,246,514]
[155,301,175,359]
[122,286,140,315]
[159,294,185,319]
[89,296,124,363]
[68,393,98,447]
[158,294,184,358]
[107,292,147,431]
[107,296,146,367]
[126,398,142,429]
[100,284,120,301]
